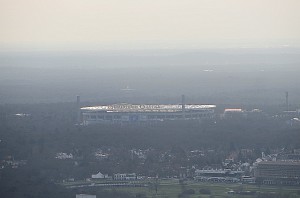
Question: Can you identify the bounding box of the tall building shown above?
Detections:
[254,161,300,185]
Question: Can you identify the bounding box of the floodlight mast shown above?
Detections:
[285,91,289,111]
[182,94,185,119]
[77,95,81,124]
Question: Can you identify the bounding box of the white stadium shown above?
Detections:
[80,102,216,125]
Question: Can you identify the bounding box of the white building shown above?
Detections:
[223,108,244,119]
[114,173,137,180]
[81,103,216,125]
[91,172,108,179]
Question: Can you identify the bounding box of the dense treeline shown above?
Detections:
[0,102,299,163]
[0,168,73,198]
[0,103,299,154]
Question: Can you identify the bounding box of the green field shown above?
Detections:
[104,180,300,198]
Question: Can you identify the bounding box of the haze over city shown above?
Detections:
[1,0,300,51]
[1,1,300,198]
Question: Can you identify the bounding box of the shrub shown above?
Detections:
[199,188,211,195]
[136,193,147,198]
[182,189,195,195]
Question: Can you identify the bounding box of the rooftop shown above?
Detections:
[258,161,300,166]
[224,109,243,112]
[81,103,216,113]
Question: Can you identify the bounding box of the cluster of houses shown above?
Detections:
[0,157,27,169]
[59,146,300,187]
[193,150,300,185]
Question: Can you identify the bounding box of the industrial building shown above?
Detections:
[254,161,300,185]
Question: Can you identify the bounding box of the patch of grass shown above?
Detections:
[112,181,300,198]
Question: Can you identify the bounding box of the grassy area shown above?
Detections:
[112,181,300,198]
[60,179,300,197]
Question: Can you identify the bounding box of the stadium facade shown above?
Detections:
[80,103,216,125]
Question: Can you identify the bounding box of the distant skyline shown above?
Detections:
[1,0,300,51]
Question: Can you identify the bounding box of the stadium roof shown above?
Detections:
[81,104,216,113]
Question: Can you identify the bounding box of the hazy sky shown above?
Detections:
[1,0,300,50]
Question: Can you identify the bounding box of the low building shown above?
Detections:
[91,172,109,179]
[114,173,137,180]
[195,169,243,182]
[55,152,73,160]
[254,161,300,185]
[76,194,96,198]
[223,109,244,119]
[241,176,255,184]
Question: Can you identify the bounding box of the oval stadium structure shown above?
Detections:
[81,103,216,125]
